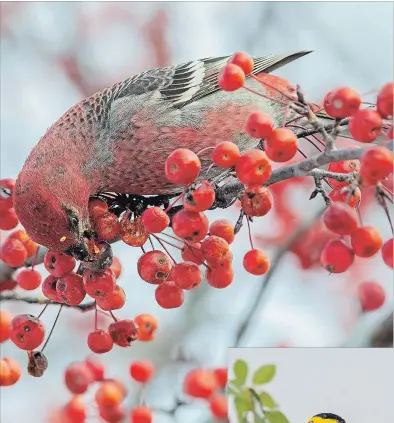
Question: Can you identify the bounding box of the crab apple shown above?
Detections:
[349,109,383,143]
[218,63,245,91]
[206,266,234,288]
[0,357,21,386]
[9,229,38,257]
[155,281,184,309]
[213,368,227,388]
[327,155,360,189]
[42,275,61,302]
[0,310,12,342]
[57,273,86,306]
[201,235,230,265]
[0,279,18,293]
[96,285,126,311]
[240,185,273,217]
[265,128,298,162]
[323,203,358,235]
[9,314,45,350]
[165,148,201,185]
[0,208,19,230]
[228,51,254,74]
[88,330,114,354]
[130,406,152,423]
[88,198,109,218]
[96,381,124,408]
[382,238,393,268]
[137,250,172,284]
[172,209,209,242]
[108,319,139,347]
[358,281,386,312]
[320,239,354,273]
[0,359,10,384]
[184,369,218,398]
[376,82,393,118]
[323,87,362,118]
[210,394,228,419]
[0,238,27,267]
[0,178,15,211]
[141,207,169,233]
[211,141,241,168]
[64,396,86,423]
[83,268,116,298]
[181,242,205,265]
[64,362,93,394]
[360,146,393,184]
[243,249,270,275]
[329,186,361,208]
[246,111,273,139]
[129,360,155,383]
[16,269,42,290]
[110,256,122,279]
[120,216,148,247]
[44,250,76,277]
[99,406,126,423]
[351,226,382,258]
[235,149,272,185]
[209,219,235,244]
[184,180,215,212]
[134,314,158,342]
[85,356,105,381]
[171,261,202,290]
[95,212,121,241]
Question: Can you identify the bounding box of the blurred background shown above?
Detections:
[0,1,393,423]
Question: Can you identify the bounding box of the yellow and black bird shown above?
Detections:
[308,413,346,423]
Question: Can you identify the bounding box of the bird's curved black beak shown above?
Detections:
[65,241,91,261]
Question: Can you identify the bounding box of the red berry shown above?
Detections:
[201,235,230,267]
[129,360,155,383]
[96,380,125,408]
[64,396,86,423]
[42,275,61,302]
[10,314,45,350]
[382,238,393,268]
[235,149,272,185]
[351,226,382,258]
[358,281,386,312]
[134,314,158,342]
[172,209,209,242]
[349,109,383,143]
[184,369,218,398]
[228,52,254,74]
[376,82,393,119]
[323,87,362,118]
[246,111,273,139]
[44,250,76,277]
[323,203,358,235]
[213,368,227,388]
[181,242,205,265]
[320,239,354,273]
[171,261,202,290]
[141,207,169,233]
[329,186,361,208]
[184,180,215,212]
[155,281,184,309]
[240,185,273,217]
[265,128,298,162]
[96,285,126,311]
[243,249,270,275]
[0,208,19,230]
[88,330,114,354]
[0,309,12,343]
[0,179,15,211]
[120,216,148,247]
[99,406,126,423]
[137,250,173,284]
[0,357,21,386]
[328,155,360,189]
[95,212,121,241]
[209,219,235,244]
[110,256,122,279]
[218,63,245,91]
[212,141,241,168]
[206,266,234,288]
[83,268,116,298]
[0,238,27,267]
[8,230,38,258]
[16,269,42,290]
[85,355,105,381]
[57,273,86,306]
[108,319,139,347]
[88,198,108,218]
[209,394,228,419]
[360,146,393,184]
[165,148,201,185]
[130,406,152,423]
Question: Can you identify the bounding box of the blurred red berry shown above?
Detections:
[129,360,155,384]
[184,180,215,212]
[382,238,393,268]
[10,314,45,350]
[323,203,358,235]
[137,250,172,284]
[351,226,382,258]
[209,219,235,244]
[376,82,393,118]
[358,281,386,312]
[320,239,354,273]
[16,269,42,290]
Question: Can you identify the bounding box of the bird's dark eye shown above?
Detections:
[69,216,79,229]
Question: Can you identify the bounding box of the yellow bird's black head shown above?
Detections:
[308,413,346,423]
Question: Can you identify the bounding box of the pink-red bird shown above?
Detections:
[14,51,311,260]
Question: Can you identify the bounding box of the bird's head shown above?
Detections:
[308,413,346,423]
[14,165,93,262]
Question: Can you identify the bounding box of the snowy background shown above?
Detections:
[0,2,393,423]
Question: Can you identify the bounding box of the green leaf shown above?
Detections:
[265,411,290,423]
[227,385,238,396]
[230,378,245,388]
[234,394,251,422]
[233,359,248,386]
[259,391,277,409]
[252,364,276,385]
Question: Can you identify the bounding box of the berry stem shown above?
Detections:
[151,234,178,264]
[246,216,254,250]
[109,310,118,322]
[37,303,49,319]
[41,305,63,352]
[249,73,296,102]
[94,303,98,331]
[164,192,185,213]
[242,85,289,106]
